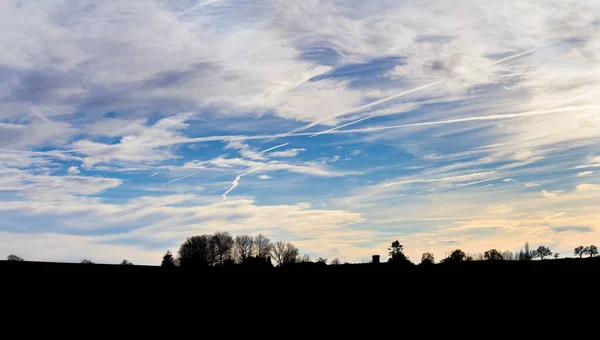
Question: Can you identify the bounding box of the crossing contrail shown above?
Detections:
[273,44,550,139]
[219,44,552,199]
[310,116,375,137]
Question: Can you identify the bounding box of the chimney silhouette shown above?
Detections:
[372,255,380,264]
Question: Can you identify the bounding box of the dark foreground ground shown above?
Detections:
[2,258,599,325]
[3,257,599,288]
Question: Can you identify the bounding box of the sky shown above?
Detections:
[1,0,599,264]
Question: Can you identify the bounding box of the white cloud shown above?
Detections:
[1,0,600,264]
[72,112,193,169]
[0,166,121,199]
[381,171,497,188]
[576,171,594,177]
[67,166,80,175]
[224,140,266,161]
[0,195,368,264]
[185,155,352,177]
[0,121,75,148]
[259,175,272,180]
[269,148,305,158]
[576,183,599,192]
[539,190,562,198]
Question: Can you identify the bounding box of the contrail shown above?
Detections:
[164,172,199,185]
[71,89,593,158]
[276,80,445,139]
[170,102,597,144]
[272,44,549,139]
[92,45,550,152]
[177,0,220,17]
[320,104,599,135]
[222,163,268,200]
[310,116,375,137]
[215,44,550,198]
[150,172,159,177]
[488,45,552,66]
[259,143,290,154]
[326,90,598,135]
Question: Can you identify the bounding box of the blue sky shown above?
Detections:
[1,0,599,264]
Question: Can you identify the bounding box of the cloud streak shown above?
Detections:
[380,171,498,188]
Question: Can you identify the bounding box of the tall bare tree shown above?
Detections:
[284,243,299,264]
[254,234,272,259]
[234,234,254,263]
[270,241,299,266]
[211,231,234,266]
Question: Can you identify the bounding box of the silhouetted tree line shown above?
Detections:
[161,232,308,269]
[381,240,599,266]
[4,237,598,269]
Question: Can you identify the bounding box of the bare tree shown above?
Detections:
[211,231,234,266]
[233,234,254,263]
[520,242,533,261]
[81,259,94,264]
[553,253,560,259]
[317,257,328,264]
[534,246,552,260]
[574,246,586,258]
[284,244,299,264]
[254,234,272,259]
[300,254,311,263]
[270,241,299,266]
[120,259,133,265]
[586,245,598,258]
[7,254,23,262]
[271,241,286,266]
[502,251,515,261]
[330,257,342,265]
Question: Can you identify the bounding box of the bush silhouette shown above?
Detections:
[484,249,504,261]
[442,249,466,263]
[7,254,23,262]
[420,252,434,265]
[161,250,177,268]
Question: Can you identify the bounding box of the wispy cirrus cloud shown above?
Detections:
[1,0,600,264]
